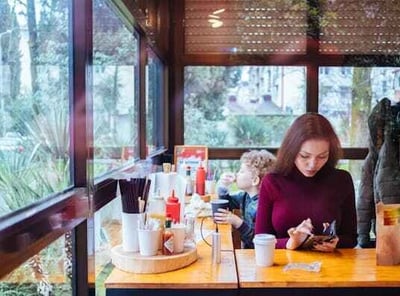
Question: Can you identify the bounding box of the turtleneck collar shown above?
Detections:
[289,164,333,182]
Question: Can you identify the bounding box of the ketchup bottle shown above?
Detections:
[166,190,181,223]
[196,163,206,195]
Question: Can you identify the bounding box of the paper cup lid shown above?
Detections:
[253,233,276,243]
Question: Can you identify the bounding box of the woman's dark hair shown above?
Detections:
[273,113,343,175]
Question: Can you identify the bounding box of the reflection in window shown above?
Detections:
[93,0,139,176]
[0,234,72,295]
[146,49,164,155]
[319,67,400,147]
[91,197,122,296]
[339,159,365,196]
[184,66,306,147]
[0,0,71,217]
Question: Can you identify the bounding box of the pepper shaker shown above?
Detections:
[212,231,221,264]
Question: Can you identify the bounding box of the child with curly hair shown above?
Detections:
[214,149,276,248]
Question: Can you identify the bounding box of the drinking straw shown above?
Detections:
[212,168,218,181]
[120,177,151,213]
[120,179,139,213]
[142,178,151,211]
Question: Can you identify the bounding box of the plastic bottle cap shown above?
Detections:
[168,190,179,203]
[168,196,179,203]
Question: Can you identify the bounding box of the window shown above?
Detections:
[91,197,121,295]
[93,0,139,177]
[184,66,306,147]
[146,48,165,155]
[319,67,400,147]
[0,0,71,218]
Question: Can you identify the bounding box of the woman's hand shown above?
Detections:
[286,218,314,250]
[213,208,243,229]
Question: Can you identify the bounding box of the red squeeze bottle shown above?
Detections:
[196,163,206,195]
[166,190,181,223]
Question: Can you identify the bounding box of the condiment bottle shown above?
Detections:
[196,163,206,195]
[162,215,174,255]
[166,190,181,223]
[147,189,166,226]
[185,166,193,196]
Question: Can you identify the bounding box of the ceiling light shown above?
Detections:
[213,8,225,15]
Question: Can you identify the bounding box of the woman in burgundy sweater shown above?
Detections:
[255,113,357,252]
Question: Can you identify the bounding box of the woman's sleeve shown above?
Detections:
[337,171,358,248]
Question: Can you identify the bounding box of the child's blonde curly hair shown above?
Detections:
[240,150,276,181]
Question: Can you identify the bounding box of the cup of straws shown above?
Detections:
[119,177,151,252]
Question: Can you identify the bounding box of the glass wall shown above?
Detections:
[146,48,164,156]
[91,197,121,296]
[184,66,400,150]
[319,67,400,147]
[0,0,71,218]
[184,66,306,147]
[183,66,400,186]
[0,1,167,294]
[93,0,139,177]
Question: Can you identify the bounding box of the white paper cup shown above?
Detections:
[121,213,143,252]
[171,224,186,254]
[253,233,276,267]
[138,229,161,256]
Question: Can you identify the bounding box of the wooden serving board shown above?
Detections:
[111,245,198,274]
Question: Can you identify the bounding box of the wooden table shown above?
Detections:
[235,248,400,296]
[104,218,238,296]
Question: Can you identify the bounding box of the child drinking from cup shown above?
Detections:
[214,150,276,248]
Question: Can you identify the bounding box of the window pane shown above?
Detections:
[0,234,72,295]
[339,159,365,193]
[146,49,164,155]
[90,197,121,296]
[93,0,139,177]
[0,0,71,217]
[184,66,306,147]
[319,67,400,147]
